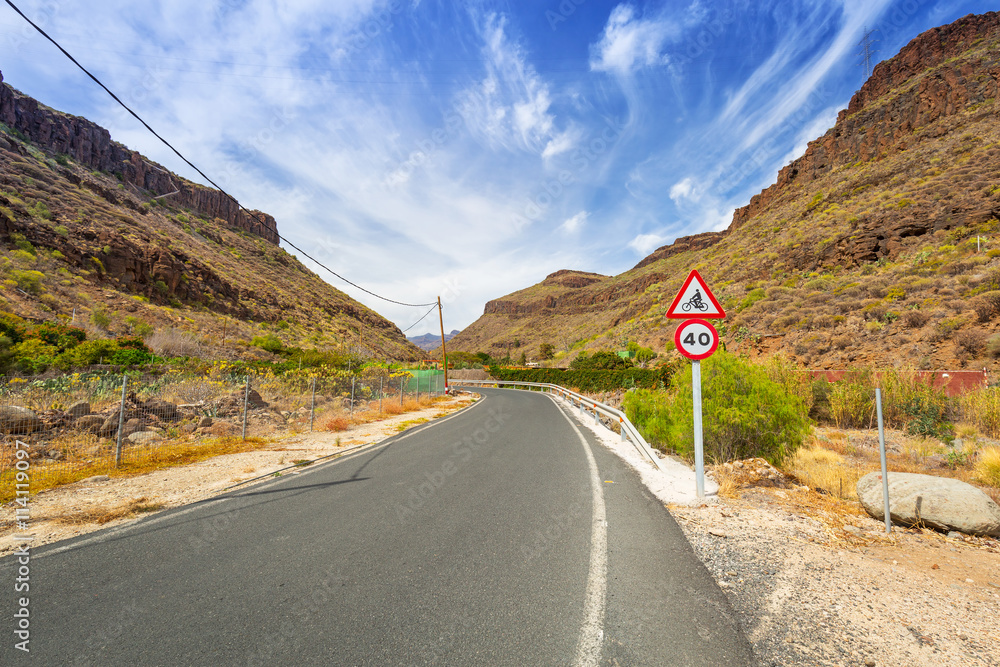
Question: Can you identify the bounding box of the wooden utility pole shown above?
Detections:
[437,296,449,392]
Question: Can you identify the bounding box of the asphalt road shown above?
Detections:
[2,387,754,666]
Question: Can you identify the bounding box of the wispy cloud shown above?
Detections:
[589,4,680,74]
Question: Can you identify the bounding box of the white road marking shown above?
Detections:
[552,396,608,667]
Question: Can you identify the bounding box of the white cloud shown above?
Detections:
[559,211,588,234]
[669,177,696,203]
[590,4,680,75]
[628,232,667,255]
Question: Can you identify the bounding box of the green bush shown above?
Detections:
[570,350,633,370]
[11,339,59,373]
[488,366,670,392]
[624,350,810,465]
[64,339,119,366]
[251,334,284,354]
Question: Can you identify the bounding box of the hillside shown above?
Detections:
[449,12,1000,372]
[0,70,422,361]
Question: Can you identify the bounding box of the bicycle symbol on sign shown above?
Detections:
[681,289,710,313]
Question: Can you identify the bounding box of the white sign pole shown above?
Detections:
[692,359,705,498]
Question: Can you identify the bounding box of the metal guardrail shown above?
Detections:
[450,380,664,472]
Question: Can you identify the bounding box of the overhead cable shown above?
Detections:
[3,0,436,309]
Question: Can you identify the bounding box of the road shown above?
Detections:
[2,387,754,666]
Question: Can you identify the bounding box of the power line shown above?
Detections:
[401,304,439,334]
[3,0,437,310]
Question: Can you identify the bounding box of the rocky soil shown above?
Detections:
[672,487,1000,666]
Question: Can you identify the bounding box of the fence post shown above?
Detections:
[242,375,250,440]
[379,376,384,413]
[876,388,892,533]
[400,376,404,408]
[416,375,419,403]
[309,377,316,432]
[351,376,356,415]
[114,374,128,468]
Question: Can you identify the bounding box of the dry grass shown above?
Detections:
[784,444,866,500]
[976,446,1000,487]
[0,436,273,503]
[55,496,165,525]
[323,416,351,432]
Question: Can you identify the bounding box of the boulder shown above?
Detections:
[857,472,1000,536]
[0,406,41,434]
[66,401,92,419]
[143,399,179,421]
[75,414,105,433]
[127,431,164,445]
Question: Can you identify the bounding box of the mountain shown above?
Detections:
[408,329,460,352]
[449,12,1000,371]
[0,70,422,361]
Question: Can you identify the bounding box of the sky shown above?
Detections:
[0,0,995,336]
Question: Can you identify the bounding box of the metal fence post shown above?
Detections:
[379,376,384,413]
[242,375,250,440]
[114,374,127,468]
[351,376,356,415]
[309,377,316,432]
[400,376,404,408]
[876,388,892,533]
[416,375,419,403]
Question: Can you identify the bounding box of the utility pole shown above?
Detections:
[437,296,449,392]
[858,26,879,79]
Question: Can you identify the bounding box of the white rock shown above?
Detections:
[857,472,1000,537]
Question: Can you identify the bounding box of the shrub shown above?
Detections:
[251,334,284,354]
[147,328,203,357]
[621,389,673,445]
[539,343,555,360]
[975,446,1000,487]
[971,291,1000,322]
[90,307,111,329]
[489,366,671,392]
[829,370,876,428]
[570,350,633,370]
[11,339,59,373]
[624,351,810,465]
[955,329,987,356]
[64,339,118,366]
[11,269,44,294]
[901,309,929,328]
[987,334,1000,359]
[959,388,1000,439]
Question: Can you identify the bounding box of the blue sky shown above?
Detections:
[0,0,994,335]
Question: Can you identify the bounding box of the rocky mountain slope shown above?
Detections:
[0,70,422,360]
[449,12,1000,371]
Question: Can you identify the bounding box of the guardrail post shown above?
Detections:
[593,403,599,424]
[620,416,626,442]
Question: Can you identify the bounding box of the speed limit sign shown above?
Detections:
[674,319,719,360]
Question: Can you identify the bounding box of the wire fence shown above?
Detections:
[0,368,447,499]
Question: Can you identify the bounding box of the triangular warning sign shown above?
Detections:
[665,269,726,319]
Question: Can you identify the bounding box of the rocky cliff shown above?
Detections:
[448,12,1000,370]
[0,71,278,244]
